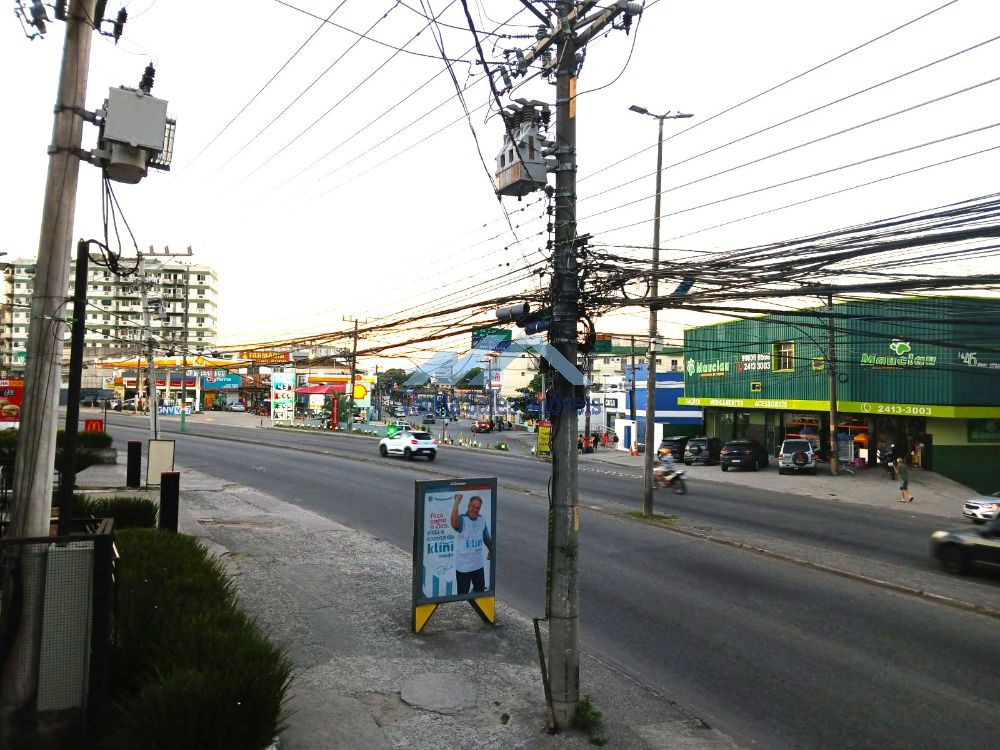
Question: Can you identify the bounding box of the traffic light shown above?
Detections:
[495,303,550,333]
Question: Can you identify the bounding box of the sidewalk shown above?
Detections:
[579,448,977,521]
[76,460,739,750]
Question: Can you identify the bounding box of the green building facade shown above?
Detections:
[679,297,1000,493]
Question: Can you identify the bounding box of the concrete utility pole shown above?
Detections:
[508,0,641,729]
[629,334,636,423]
[137,255,159,440]
[629,106,693,516]
[2,0,99,736]
[344,317,363,432]
[827,294,839,475]
[547,0,581,727]
[180,265,191,431]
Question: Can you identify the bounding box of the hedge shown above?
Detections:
[107,529,292,749]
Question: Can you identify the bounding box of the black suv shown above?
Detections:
[657,436,689,460]
[720,439,770,471]
[683,436,722,465]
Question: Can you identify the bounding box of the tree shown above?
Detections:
[456,366,483,388]
[379,368,411,390]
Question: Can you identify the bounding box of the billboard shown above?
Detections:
[412,478,497,632]
[0,379,24,427]
[271,372,295,423]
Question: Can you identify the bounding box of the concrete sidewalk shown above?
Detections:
[579,448,978,522]
[76,460,738,750]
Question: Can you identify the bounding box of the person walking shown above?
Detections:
[895,457,913,502]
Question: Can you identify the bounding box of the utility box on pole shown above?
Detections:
[96,85,175,184]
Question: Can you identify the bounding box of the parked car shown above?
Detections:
[471,420,493,433]
[777,438,818,475]
[379,430,437,461]
[657,436,689,460]
[224,402,246,412]
[931,512,1000,574]
[683,436,722,465]
[964,492,1000,525]
[720,439,769,471]
[422,414,436,424]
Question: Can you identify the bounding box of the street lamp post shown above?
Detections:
[628,105,693,517]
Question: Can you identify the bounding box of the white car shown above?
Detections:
[379,430,437,461]
[963,492,1000,524]
[777,439,818,475]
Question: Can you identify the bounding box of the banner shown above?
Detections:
[0,379,24,427]
[536,420,551,459]
[271,373,295,423]
[412,478,497,632]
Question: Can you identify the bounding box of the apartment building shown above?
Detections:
[1,257,218,376]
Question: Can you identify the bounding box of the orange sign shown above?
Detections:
[240,350,291,363]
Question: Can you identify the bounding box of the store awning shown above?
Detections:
[294,384,346,395]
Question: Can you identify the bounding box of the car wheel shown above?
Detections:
[427,452,436,462]
[404,448,413,460]
[971,519,987,525]
[684,460,692,466]
[379,445,388,457]
[939,545,969,575]
[751,459,759,472]
[721,464,729,472]
[778,468,786,475]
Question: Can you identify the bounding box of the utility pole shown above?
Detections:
[502,0,642,729]
[629,334,636,423]
[547,0,581,727]
[827,294,839,476]
[629,106,693,517]
[2,0,99,736]
[137,255,159,440]
[180,264,191,431]
[344,317,363,432]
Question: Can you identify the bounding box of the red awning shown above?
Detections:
[294,384,346,395]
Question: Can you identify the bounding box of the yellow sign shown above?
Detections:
[569,77,577,118]
[536,420,552,458]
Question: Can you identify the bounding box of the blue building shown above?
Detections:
[618,369,703,450]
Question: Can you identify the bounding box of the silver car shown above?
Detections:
[777,439,818,475]
[963,492,1000,525]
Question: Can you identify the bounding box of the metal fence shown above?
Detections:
[0,518,116,736]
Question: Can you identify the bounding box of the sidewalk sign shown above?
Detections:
[146,439,175,487]
[411,477,497,633]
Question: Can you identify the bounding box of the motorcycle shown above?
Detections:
[653,467,687,494]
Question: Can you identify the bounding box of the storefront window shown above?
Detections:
[784,413,821,452]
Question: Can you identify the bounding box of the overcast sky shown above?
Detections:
[3,0,998,371]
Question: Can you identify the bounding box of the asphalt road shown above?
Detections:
[105,415,1000,749]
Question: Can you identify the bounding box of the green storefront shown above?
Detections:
[679,297,1000,493]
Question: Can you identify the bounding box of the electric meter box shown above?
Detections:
[103,87,168,150]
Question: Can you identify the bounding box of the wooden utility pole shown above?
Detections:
[344,317,364,432]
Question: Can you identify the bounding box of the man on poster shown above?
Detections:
[450,493,493,594]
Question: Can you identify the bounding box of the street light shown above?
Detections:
[628,104,694,517]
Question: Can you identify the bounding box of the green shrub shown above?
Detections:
[74,495,158,529]
[108,529,292,748]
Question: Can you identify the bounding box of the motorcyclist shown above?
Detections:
[654,448,676,487]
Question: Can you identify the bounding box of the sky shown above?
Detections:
[3,0,999,373]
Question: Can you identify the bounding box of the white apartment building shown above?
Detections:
[1,257,218,377]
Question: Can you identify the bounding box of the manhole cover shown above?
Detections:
[400,672,476,714]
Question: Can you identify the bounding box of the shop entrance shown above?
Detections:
[874,416,928,468]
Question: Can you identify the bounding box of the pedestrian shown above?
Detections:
[895,458,913,502]
[602,432,609,450]
[577,434,583,454]
[912,440,924,469]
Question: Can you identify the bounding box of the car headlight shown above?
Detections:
[931,530,949,540]
[982,503,999,511]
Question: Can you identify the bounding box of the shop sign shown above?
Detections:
[737,353,770,372]
[271,373,295,423]
[240,350,291,363]
[957,351,1000,370]
[859,340,937,368]
[604,397,618,408]
[968,419,1000,442]
[679,396,1000,419]
[750,382,762,393]
[201,373,242,390]
[686,358,731,378]
[0,379,24,424]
